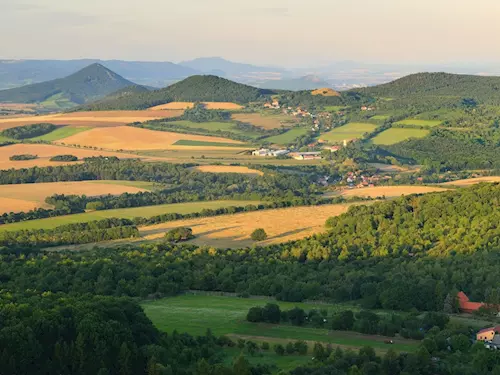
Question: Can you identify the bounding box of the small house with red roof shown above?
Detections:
[477,326,500,342]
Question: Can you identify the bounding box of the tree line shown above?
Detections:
[1,123,56,139]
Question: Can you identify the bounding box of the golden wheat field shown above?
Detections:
[338,185,449,198]
[441,177,500,187]
[0,181,151,214]
[192,165,264,176]
[311,88,341,97]
[57,126,246,151]
[232,113,296,129]
[0,143,141,170]
[140,203,360,248]
[0,110,184,130]
[149,102,243,110]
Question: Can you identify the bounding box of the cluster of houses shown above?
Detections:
[361,105,376,111]
[344,171,393,188]
[458,292,500,350]
[251,148,323,161]
[251,149,289,157]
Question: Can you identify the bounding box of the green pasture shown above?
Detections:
[222,347,310,372]
[395,119,442,127]
[173,139,252,148]
[39,93,76,109]
[0,200,259,232]
[263,127,308,144]
[166,120,261,139]
[370,115,390,121]
[371,128,429,145]
[31,126,92,141]
[324,106,345,112]
[320,123,377,143]
[142,295,419,354]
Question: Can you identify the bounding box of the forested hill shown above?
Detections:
[352,72,500,104]
[79,75,276,110]
[0,63,135,105]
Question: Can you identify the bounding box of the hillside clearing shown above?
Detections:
[191,165,264,176]
[320,123,377,143]
[0,200,259,232]
[232,113,297,129]
[395,119,442,127]
[263,127,308,144]
[149,102,243,110]
[56,126,244,151]
[0,143,141,170]
[311,88,340,96]
[139,203,361,248]
[441,176,500,186]
[0,180,151,214]
[334,185,449,198]
[371,128,429,145]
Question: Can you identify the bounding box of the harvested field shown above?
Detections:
[0,181,151,214]
[337,186,448,198]
[57,126,245,151]
[0,103,38,111]
[441,176,500,187]
[0,110,183,129]
[192,165,264,176]
[311,88,340,97]
[150,102,243,110]
[0,143,141,170]
[140,203,361,248]
[232,113,297,129]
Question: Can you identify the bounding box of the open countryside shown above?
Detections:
[232,113,297,129]
[320,122,377,143]
[371,127,430,145]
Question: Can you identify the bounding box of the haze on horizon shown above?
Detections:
[1,0,500,68]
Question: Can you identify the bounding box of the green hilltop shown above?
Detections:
[0,63,135,106]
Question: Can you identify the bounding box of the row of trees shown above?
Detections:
[1,123,56,139]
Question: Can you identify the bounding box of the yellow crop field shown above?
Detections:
[56,126,246,151]
[149,102,243,110]
[0,143,140,170]
[441,177,500,187]
[232,113,296,129]
[0,180,151,214]
[192,165,264,176]
[0,110,184,130]
[140,203,360,248]
[338,186,448,198]
[311,88,340,97]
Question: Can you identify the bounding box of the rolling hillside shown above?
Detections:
[79,75,276,110]
[353,72,500,104]
[0,63,136,106]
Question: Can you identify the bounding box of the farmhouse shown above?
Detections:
[324,145,341,152]
[458,291,486,313]
[290,152,322,161]
[252,149,289,157]
[477,326,500,342]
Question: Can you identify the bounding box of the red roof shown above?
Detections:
[478,326,500,334]
[458,292,485,313]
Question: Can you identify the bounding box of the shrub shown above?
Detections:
[9,154,38,161]
[251,228,267,241]
[164,227,194,242]
[50,155,78,162]
[86,202,105,211]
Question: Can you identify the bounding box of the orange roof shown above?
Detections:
[478,326,500,334]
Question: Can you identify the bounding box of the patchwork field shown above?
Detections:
[320,122,377,143]
[149,102,243,110]
[371,128,429,145]
[0,110,184,129]
[0,180,152,214]
[232,113,297,129]
[139,203,360,248]
[395,119,442,127]
[142,295,419,355]
[192,165,264,176]
[31,126,91,141]
[0,200,259,232]
[0,143,141,170]
[56,126,246,151]
[165,120,261,139]
[370,115,390,120]
[311,88,340,97]
[263,127,308,144]
[441,176,500,187]
[337,185,448,198]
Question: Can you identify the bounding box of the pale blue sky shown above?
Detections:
[1,0,499,66]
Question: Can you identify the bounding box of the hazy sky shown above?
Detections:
[1,0,500,67]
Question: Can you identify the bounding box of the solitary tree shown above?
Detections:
[251,228,267,241]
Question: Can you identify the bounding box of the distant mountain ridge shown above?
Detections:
[259,75,331,91]
[79,75,276,111]
[0,63,135,106]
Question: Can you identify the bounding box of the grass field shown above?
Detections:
[192,165,264,176]
[149,102,244,110]
[263,127,308,145]
[0,180,151,214]
[0,200,260,232]
[395,119,442,127]
[335,185,448,199]
[370,115,390,121]
[440,176,500,187]
[31,126,91,141]
[172,140,251,148]
[139,203,361,248]
[56,126,245,151]
[324,106,345,112]
[166,120,261,139]
[142,295,419,354]
[320,123,377,143]
[232,113,297,130]
[0,143,141,170]
[371,128,429,145]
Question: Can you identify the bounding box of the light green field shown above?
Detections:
[324,106,345,112]
[263,128,308,144]
[0,200,259,232]
[89,180,157,190]
[0,135,16,142]
[167,120,261,139]
[320,123,377,143]
[371,128,430,145]
[173,140,252,148]
[142,295,419,354]
[40,93,76,109]
[395,119,442,127]
[222,347,310,372]
[31,126,91,141]
[370,115,390,121]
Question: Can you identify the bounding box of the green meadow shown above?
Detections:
[263,127,308,144]
[173,139,252,147]
[320,123,377,143]
[395,119,442,127]
[371,128,430,145]
[31,126,91,141]
[167,120,262,139]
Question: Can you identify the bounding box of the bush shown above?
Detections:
[251,228,267,241]
[2,123,56,139]
[247,307,263,322]
[164,227,194,242]
[86,201,105,211]
[274,344,285,356]
[50,155,78,162]
[9,154,38,161]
